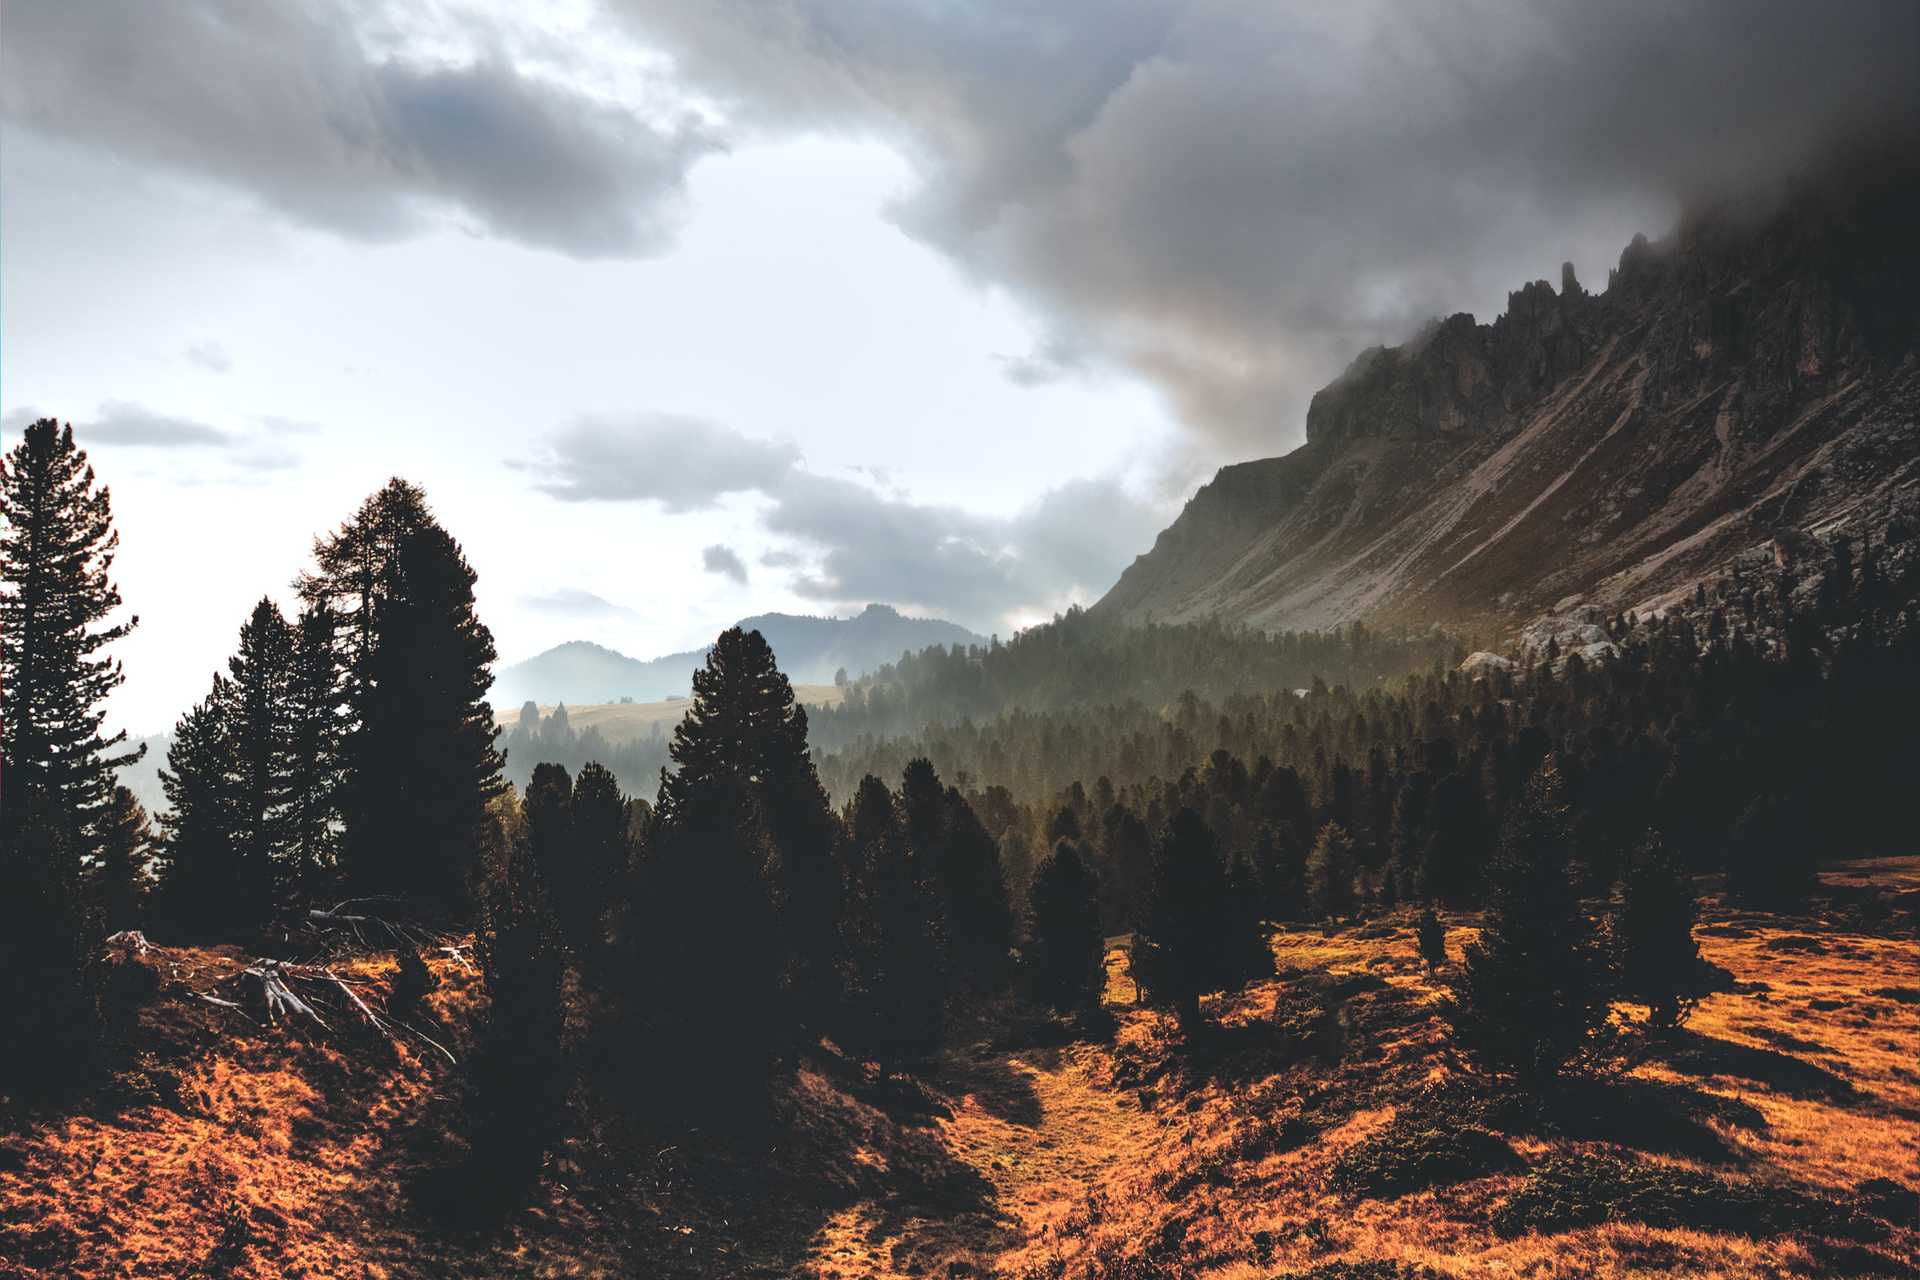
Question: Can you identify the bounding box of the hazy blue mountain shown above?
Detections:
[494,604,986,708]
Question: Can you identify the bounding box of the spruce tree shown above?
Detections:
[642,769,780,1112]
[1611,831,1703,1030]
[281,601,342,902]
[0,418,142,854]
[838,775,947,1069]
[898,759,1012,989]
[1420,774,1484,903]
[1251,820,1308,922]
[522,762,582,946]
[469,808,568,1202]
[568,762,631,959]
[302,480,501,909]
[1443,760,1609,1084]
[95,785,153,933]
[1725,796,1817,910]
[1307,822,1358,921]
[653,627,841,1027]
[156,678,251,934]
[1135,808,1264,1034]
[228,598,296,915]
[0,797,103,1098]
[1024,839,1105,1012]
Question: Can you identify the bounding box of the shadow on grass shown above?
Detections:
[1658,1028,1857,1101]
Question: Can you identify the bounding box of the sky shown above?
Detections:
[3,0,1914,733]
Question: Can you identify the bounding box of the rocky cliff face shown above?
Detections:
[1097,157,1920,634]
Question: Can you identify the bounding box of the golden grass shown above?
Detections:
[2,862,1914,1279]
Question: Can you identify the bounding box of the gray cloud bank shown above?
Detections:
[622,0,1918,452]
[3,402,301,472]
[0,1,717,258]
[523,415,1160,630]
[10,1,1912,456]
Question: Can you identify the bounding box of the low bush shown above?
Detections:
[1491,1153,1888,1240]
[1329,1112,1522,1198]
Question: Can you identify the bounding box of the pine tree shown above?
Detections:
[650,628,841,1023]
[1725,796,1817,909]
[1135,808,1264,1034]
[568,762,631,959]
[302,480,501,909]
[1096,807,1155,933]
[1251,820,1308,922]
[1307,821,1357,921]
[469,808,568,1202]
[1611,831,1703,1030]
[898,760,1011,988]
[95,785,153,933]
[1024,839,1105,1012]
[838,775,947,1069]
[0,797,104,1097]
[522,762,582,946]
[1,419,142,855]
[156,678,251,934]
[1443,760,1609,1083]
[228,598,296,915]
[1420,774,1484,903]
[281,601,342,903]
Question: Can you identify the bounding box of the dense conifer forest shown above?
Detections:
[3,419,1917,1277]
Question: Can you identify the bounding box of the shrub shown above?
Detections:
[1330,1111,1522,1198]
[1491,1153,1887,1240]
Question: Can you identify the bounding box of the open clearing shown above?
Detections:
[3,860,1915,1279]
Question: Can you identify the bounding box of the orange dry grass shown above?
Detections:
[2,864,1915,1279]
[0,948,477,1280]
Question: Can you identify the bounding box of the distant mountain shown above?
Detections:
[1097,154,1920,634]
[494,604,986,708]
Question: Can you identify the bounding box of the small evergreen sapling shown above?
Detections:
[1443,760,1610,1084]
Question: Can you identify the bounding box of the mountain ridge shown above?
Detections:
[1097,150,1920,634]
[494,603,986,707]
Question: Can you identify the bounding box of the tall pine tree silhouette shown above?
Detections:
[0,420,135,1094]
[158,676,250,933]
[229,598,296,915]
[95,785,153,933]
[638,629,816,1112]
[302,480,501,908]
[282,601,342,902]
[653,627,842,1026]
[1135,808,1265,1034]
[1,419,142,853]
[838,774,947,1069]
[1025,839,1105,1012]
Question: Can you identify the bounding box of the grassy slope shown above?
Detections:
[497,685,845,746]
[2,862,1915,1279]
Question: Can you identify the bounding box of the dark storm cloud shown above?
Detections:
[620,0,1920,453]
[701,545,749,585]
[0,1,718,258]
[521,588,639,620]
[515,412,800,510]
